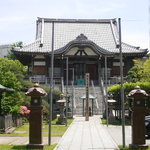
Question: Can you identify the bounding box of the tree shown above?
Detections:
[127,57,150,82]
[0,57,27,114]
[143,57,150,81]
[7,41,23,60]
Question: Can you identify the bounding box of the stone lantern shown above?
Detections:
[107,95,116,124]
[128,86,148,149]
[25,83,47,149]
[56,96,66,125]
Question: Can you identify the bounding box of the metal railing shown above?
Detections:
[91,80,99,109]
[102,76,127,86]
[29,77,62,85]
[28,76,127,86]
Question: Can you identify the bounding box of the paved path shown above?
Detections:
[107,125,150,146]
[55,116,119,150]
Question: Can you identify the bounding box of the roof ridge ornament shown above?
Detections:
[76,34,88,41]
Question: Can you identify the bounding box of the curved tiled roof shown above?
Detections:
[54,34,113,55]
[13,39,49,54]
[13,18,148,56]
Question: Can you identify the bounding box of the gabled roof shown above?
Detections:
[13,17,148,56]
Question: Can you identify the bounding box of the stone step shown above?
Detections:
[64,86,104,115]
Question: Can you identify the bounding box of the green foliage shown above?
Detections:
[0,144,56,150]
[6,50,16,60]
[2,92,23,114]
[108,82,150,95]
[0,58,27,84]
[42,99,49,120]
[53,89,63,101]
[108,82,150,109]
[0,57,62,115]
[143,58,150,81]
[119,145,150,150]
[127,57,150,82]
[0,57,27,114]
[21,80,34,92]
[6,41,23,60]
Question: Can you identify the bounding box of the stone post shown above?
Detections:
[128,86,148,149]
[26,83,47,149]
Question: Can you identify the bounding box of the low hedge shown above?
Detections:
[108,82,150,95]
[108,82,150,110]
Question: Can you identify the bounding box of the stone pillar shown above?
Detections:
[128,86,148,149]
[26,83,47,149]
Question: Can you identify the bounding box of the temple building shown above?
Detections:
[13,18,148,86]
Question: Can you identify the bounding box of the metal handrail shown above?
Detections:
[91,80,99,109]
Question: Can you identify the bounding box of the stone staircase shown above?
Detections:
[64,85,104,116]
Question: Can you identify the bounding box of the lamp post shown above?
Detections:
[105,56,109,126]
[118,18,125,147]
[62,57,69,126]
[48,21,54,146]
[70,68,74,118]
[65,57,68,126]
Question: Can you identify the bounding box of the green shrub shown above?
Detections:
[108,82,150,109]
[108,82,150,95]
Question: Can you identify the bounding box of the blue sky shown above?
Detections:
[0,0,149,49]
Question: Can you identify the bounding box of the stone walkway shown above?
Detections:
[54,116,119,150]
[1,116,150,149]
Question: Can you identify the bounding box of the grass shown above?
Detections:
[0,144,56,150]
[119,145,150,150]
[0,118,74,137]
[101,118,131,126]
[0,118,74,149]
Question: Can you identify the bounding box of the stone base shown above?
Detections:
[56,117,66,125]
[129,144,148,150]
[27,144,44,149]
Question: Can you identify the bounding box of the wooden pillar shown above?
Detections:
[85,73,90,121]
